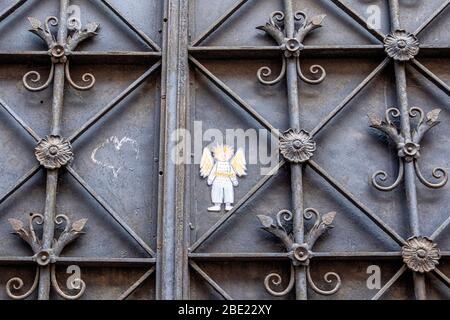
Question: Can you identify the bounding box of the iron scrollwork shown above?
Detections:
[257,209,341,296]
[23,13,99,92]
[368,107,448,190]
[256,11,326,85]
[7,214,87,299]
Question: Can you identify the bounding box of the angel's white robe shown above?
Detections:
[207,161,237,204]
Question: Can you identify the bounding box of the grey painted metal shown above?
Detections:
[0,0,448,300]
[157,0,189,300]
[0,0,161,300]
[37,0,69,300]
[389,0,424,300]
[282,0,307,301]
[185,0,449,300]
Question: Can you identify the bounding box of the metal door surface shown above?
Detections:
[0,0,449,300]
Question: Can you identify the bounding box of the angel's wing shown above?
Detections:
[200,147,214,178]
[231,148,247,177]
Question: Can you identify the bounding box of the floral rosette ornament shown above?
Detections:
[384,29,419,61]
[279,129,316,163]
[35,135,73,169]
[402,236,440,273]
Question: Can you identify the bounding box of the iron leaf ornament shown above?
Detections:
[368,107,448,190]
[6,214,88,300]
[257,209,341,296]
[24,10,100,92]
[256,11,326,85]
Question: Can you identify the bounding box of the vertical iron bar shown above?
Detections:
[388,0,426,300]
[283,0,307,300]
[38,0,69,300]
[157,0,187,300]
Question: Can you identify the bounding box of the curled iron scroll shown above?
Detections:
[306,266,341,296]
[50,264,86,300]
[296,60,326,84]
[371,158,404,191]
[257,58,286,85]
[264,265,295,297]
[65,60,96,91]
[414,161,448,189]
[22,64,55,92]
[6,268,40,300]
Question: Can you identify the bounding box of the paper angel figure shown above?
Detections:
[200,145,247,212]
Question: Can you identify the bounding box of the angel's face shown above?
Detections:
[213,145,234,161]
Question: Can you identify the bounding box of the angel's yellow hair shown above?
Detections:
[212,144,234,161]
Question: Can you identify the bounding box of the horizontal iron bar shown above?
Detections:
[311,251,402,260]
[2,252,448,266]
[56,257,155,267]
[189,45,383,59]
[0,45,448,64]
[0,256,155,267]
[0,256,34,265]
[188,45,450,59]
[0,51,161,64]
[189,251,406,261]
[189,253,290,261]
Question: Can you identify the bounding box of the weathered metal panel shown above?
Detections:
[0,0,448,300]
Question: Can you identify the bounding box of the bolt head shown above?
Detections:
[51,45,65,58]
[292,244,310,263]
[285,38,301,53]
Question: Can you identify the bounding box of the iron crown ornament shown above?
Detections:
[257,209,341,296]
[402,236,440,273]
[256,11,326,85]
[279,129,316,163]
[23,13,100,91]
[35,135,73,169]
[6,214,88,299]
[384,30,420,61]
[368,107,448,190]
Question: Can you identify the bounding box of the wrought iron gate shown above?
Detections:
[0,0,449,300]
